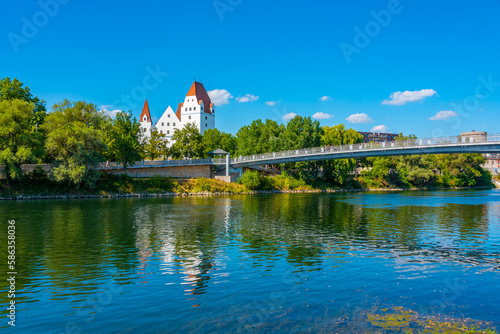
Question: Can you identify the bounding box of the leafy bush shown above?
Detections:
[238,171,262,190]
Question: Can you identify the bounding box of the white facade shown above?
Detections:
[139,81,216,146]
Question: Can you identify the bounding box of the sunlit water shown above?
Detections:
[1,190,500,333]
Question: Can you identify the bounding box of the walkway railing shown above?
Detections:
[95,133,500,169]
[226,133,500,164]
[96,158,213,170]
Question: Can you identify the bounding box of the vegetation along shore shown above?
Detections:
[0,77,494,198]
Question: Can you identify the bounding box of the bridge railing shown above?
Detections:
[232,133,500,163]
[96,158,214,169]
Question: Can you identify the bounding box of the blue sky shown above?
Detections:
[1,0,500,137]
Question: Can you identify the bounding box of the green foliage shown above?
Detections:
[106,111,142,168]
[0,99,38,182]
[43,100,110,188]
[277,116,324,181]
[320,124,363,185]
[181,178,246,193]
[143,129,169,160]
[238,171,262,190]
[0,77,47,161]
[265,171,312,190]
[201,128,237,157]
[359,153,491,189]
[236,119,284,156]
[170,122,204,159]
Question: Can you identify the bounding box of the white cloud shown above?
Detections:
[282,112,297,121]
[236,94,259,103]
[208,89,233,106]
[429,110,459,121]
[265,101,277,106]
[370,125,389,133]
[346,113,373,124]
[100,105,121,117]
[382,89,437,106]
[312,112,333,120]
[319,96,332,102]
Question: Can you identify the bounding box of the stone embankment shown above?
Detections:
[0,186,494,201]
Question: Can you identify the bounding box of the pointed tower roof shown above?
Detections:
[186,81,213,114]
[139,99,152,122]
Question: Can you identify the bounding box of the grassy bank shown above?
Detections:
[0,168,495,200]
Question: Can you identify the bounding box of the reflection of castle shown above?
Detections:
[139,81,216,146]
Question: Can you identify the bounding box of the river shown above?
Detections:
[1,190,499,333]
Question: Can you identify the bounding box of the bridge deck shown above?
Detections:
[95,134,500,170]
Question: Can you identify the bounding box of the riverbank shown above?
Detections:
[0,184,494,201]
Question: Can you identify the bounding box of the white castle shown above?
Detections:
[139,81,215,146]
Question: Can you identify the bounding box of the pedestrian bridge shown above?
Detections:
[96,134,500,173]
[222,133,500,168]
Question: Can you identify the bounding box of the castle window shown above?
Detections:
[143,128,146,133]
[173,122,176,126]
[167,122,170,126]
[189,108,192,111]
[168,114,170,117]
[205,116,207,120]
[167,130,170,134]
[205,123,207,127]
[161,122,164,126]
[143,116,147,121]
[160,130,163,134]
[185,108,187,111]
[194,107,196,110]
[189,116,191,120]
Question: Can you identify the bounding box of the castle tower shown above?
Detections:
[176,81,215,135]
[139,99,155,138]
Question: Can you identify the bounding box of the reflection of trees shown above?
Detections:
[233,193,496,269]
[0,191,496,313]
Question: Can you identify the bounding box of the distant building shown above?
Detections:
[482,153,500,175]
[139,81,216,146]
[461,130,487,142]
[358,132,399,143]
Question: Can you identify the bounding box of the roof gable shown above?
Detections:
[139,99,152,122]
[186,81,213,114]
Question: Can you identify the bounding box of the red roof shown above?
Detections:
[186,81,213,114]
[176,102,183,121]
[139,99,152,122]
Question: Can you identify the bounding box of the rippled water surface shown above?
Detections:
[1,190,500,333]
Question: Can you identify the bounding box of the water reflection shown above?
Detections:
[0,190,499,332]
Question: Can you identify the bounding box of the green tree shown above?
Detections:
[106,111,142,170]
[236,119,284,156]
[143,129,169,160]
[201,128,237,157]
[170,123,204,159]
[320,124,363,185]
[0,77,47,160]
[42,100,110,188]
[0,99,38,182]
[277,115,323,180]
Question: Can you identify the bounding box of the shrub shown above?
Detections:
[238,171,262,190]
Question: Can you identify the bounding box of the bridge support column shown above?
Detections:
[226,154,230,176]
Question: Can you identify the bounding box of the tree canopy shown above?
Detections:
[170,123,204,159]
[106,111,143,170]
[0,99,38,182]
[42,100,110,187]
